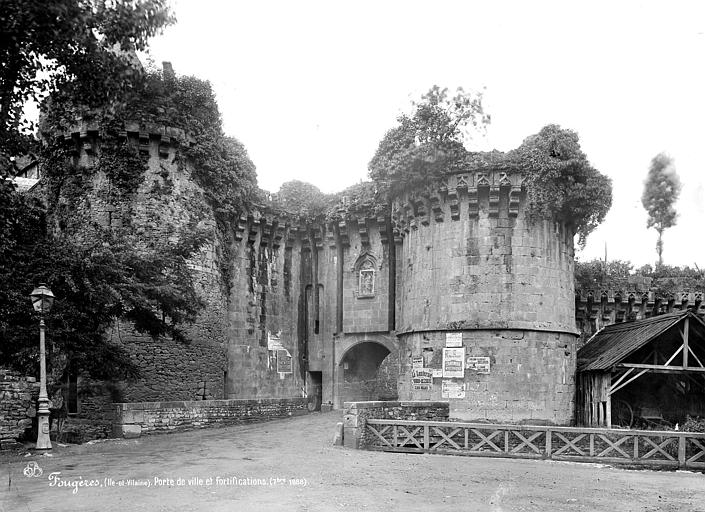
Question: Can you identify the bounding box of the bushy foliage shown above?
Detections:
[511,125,612,246]
[574,259,705,296]
[681,416,705,433]
[574,259,633,291]
[0,187,205,379]
[273,180,333,221]
[326,181,388,222]
[368,89,611,246]
[0,0,173,175]
[636,264,705,297]
[1,12,261,382]
[369,86,489,196]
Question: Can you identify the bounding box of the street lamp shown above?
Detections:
[30,284,55,450]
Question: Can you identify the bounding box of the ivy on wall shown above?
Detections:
[368,87,612,246]
[0,67,262,381]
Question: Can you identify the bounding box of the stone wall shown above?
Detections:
[113,397,308,438]
[397,330,576,425]
[394,173,575,333]
[225,214,305,399]
[575,290,705,346]
[107,326,226,402]
[0,369,38,449]
[390,170,578,424]
[343,400,449,448]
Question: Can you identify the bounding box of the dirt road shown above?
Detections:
[1,412,703,511]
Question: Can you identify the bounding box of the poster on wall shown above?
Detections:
[466,356,491,374]
[431,368,443,378]
[441,380,465,399]
[412,369,433,390]
[412,356,424,369]
[445,332,463,347]
[276,349,293,374]
[268,331,284,351]
[442,347,465,377]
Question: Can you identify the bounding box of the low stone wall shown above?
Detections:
[343,400,449,449]
[0,369,38,449]
[113,397,308,438]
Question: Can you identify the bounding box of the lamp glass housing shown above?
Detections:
[30,284,54,314]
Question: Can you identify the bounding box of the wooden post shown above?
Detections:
[423,425,429,451]
[683,317,690,368]
[545,430,552,458]
[504,430,509,453]
[678,435,686,467]
[589,433,595,456]
[633,435,639,459]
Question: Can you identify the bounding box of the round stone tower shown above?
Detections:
[393,166,578,425]
[48,120,230,401]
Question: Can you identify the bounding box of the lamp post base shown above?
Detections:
[35,410,52,450]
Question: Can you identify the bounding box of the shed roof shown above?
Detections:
[577,310,699,372]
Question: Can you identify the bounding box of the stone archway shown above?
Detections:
[337,341,398,405]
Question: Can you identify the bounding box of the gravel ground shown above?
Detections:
[1,412,704,512]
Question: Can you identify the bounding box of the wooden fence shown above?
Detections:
[364,419,705,469]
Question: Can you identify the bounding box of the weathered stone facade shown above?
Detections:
[46,126,584,431]
[392,170,577,424]
[0,369,38,449]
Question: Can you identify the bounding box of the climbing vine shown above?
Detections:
[96,143,148,198]
[509,125,612,247]
[369,87,612,245]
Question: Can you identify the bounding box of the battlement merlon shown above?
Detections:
[56,121,196,159]
[391,169,525,235]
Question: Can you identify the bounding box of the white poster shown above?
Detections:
[412,356,424,369]
[466,356,491,374]
[267,331,284,351]
[442,380,465,399]
[445,332,463,347]
[443,347,465,378]
[412,369,433,390]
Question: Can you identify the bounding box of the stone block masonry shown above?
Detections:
[343,400,449,449]
[0,369,38,449]
[113,397,308,438]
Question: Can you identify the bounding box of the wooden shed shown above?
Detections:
[577,310,705,427]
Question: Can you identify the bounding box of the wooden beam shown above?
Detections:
[610,367,635,394]
[664,345,683,366]
[684,317,690,368]
[609,368,649,395]
[688,346,704,368]
[617,363,705,374]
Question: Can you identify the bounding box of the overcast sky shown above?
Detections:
[147,0,705,269]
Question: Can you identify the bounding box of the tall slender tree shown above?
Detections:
[641,152,681,266]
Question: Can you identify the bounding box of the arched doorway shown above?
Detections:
[338,341,398,404]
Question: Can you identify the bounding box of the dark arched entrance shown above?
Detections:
[339,342,397,403]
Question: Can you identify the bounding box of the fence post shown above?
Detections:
[423,425,429,451]
[545,429,552,459]
[633,435,639,460]
[678,435,686,467]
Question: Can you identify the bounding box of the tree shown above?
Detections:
[641,152,681,266]
[512,125,612,246]
[0,0,173,175]
[0,157,206,380]
[368,85,490,196]
[274,180,333,220]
